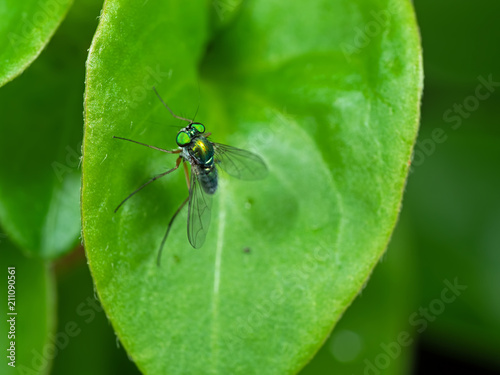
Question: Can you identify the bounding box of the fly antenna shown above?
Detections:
[153,86,193,124]
[192,80,201,122]
[146,120,182,129]
[192,103,200,123]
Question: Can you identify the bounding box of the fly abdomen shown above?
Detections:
[196,166,218,195]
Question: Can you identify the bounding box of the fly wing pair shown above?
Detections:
[187,143,268,248]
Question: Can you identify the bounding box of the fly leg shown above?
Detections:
[157,160,191,266]
[153,87,193,124]
[113,136,181,154]
[114,157,183,212]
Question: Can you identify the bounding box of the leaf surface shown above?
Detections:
[82,0,422,373]
[300,213,418,375]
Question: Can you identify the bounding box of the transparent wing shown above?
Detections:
[213,143,268,180]
[187,167,212,248]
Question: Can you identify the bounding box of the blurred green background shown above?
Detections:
[1,0,499,374]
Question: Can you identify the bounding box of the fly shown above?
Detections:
[113,87,267,265]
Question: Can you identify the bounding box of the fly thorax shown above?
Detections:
[190,137,214,165]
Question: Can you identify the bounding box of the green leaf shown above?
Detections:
[300,212,418,375]
[0,234,55,374]
[82,0,422,373]
[0,0,73,87]
[0,0,102,258]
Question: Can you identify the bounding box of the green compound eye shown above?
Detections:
[176,131,191,146]
[192,123,205,133]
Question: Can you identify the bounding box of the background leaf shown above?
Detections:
[407,127,500,366]
[415,0,500,86]
[0,0,73,87]
[0,234,55,375]
[82,0,422,374]
[0,0,102,258]
[406,0,500,370]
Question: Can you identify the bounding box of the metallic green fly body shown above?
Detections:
[113,88,267,265]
